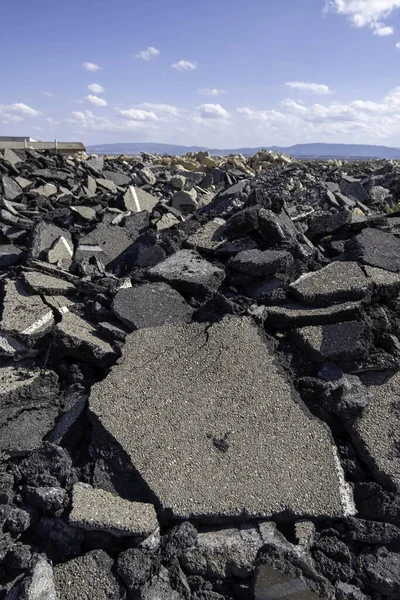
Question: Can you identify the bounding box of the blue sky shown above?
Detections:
[3,0,400,147]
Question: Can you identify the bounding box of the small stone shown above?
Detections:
[345,228,400,272]
[6,557,57,600]
[137,166,157,186]
[69,482,159,537]
[170,175,186,189]
[156,213,180,230]
[33,183,57,197]
[23,486,66,516]
[31,222,73,261]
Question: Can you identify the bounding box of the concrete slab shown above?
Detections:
[352,371,400,491]
[265,301,362,329]
[69,482,158,537]
[89,316,355,520]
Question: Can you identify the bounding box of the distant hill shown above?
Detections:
[86,142,400,159]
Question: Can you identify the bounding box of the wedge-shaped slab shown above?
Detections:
[89,316,354,520]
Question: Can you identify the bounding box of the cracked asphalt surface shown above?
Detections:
[89,315,354,520]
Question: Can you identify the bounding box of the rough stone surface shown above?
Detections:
[112,282,194,330]
[69,482,158,537]
[23,271,75,295]
[265,302,362,328]
[123,185,158,213]
[230,249,293,277]
[149,249,225,296]
[89,316,354,520]
[53,549,125,599]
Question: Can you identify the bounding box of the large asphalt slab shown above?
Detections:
[89,316,355,520]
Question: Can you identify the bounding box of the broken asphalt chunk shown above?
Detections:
[69,482,158,537]
[89,316,355,520]
[0,366,59,455]
[22,271,75,295]
[0,279,55,340]
[344,228,400,272]
[291,321,366,363]
[149,249,225,296]
[112,282,194,330]
[54,312,117,366]
[289,262,369,307]
[229,249,293,277]
[122,185,158,213]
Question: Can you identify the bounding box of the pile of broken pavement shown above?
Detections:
[2,147,400,599]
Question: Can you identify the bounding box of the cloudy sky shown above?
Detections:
[3,0,400,147]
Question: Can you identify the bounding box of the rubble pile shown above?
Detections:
[1,147,400,599]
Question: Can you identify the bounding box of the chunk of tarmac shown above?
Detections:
[351,371,400,491]
[69,482,158,537]
[89,316,355,520]
[112,282,194,330]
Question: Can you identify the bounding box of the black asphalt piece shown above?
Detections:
[292,321,366,363]
[344,228,400,272]
[229,249,293,277]
[0,244,22,267]
[149,249,226,296]
[30,221,73,261]
[112,282,194,330]
[307,209,351,238]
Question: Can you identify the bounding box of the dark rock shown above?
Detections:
[2,177,22,201]
[112,282,194,330]
[291,321,366,362]
[162,522,198,560]
[19,442,76,488]
[22,486,67,516]
[222,207,259,240]
[116,548,156,595]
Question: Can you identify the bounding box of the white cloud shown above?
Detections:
[137,103,181,117]
[135,46,160,60]
[118,108,159,121]
[199,88,226,96]
[66,110,160,133]
[0,103,42,118]
[88,83,104,94]
[326,0,400,35]
[374,23,394,34]
[86,95,108,107]
[285,81,332,94]
[196,103,229,120]
[44,92,54,97]
[396,41,400,46]
[172,60,197,71]
[82,62,101,71]
[47,117,60,126]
